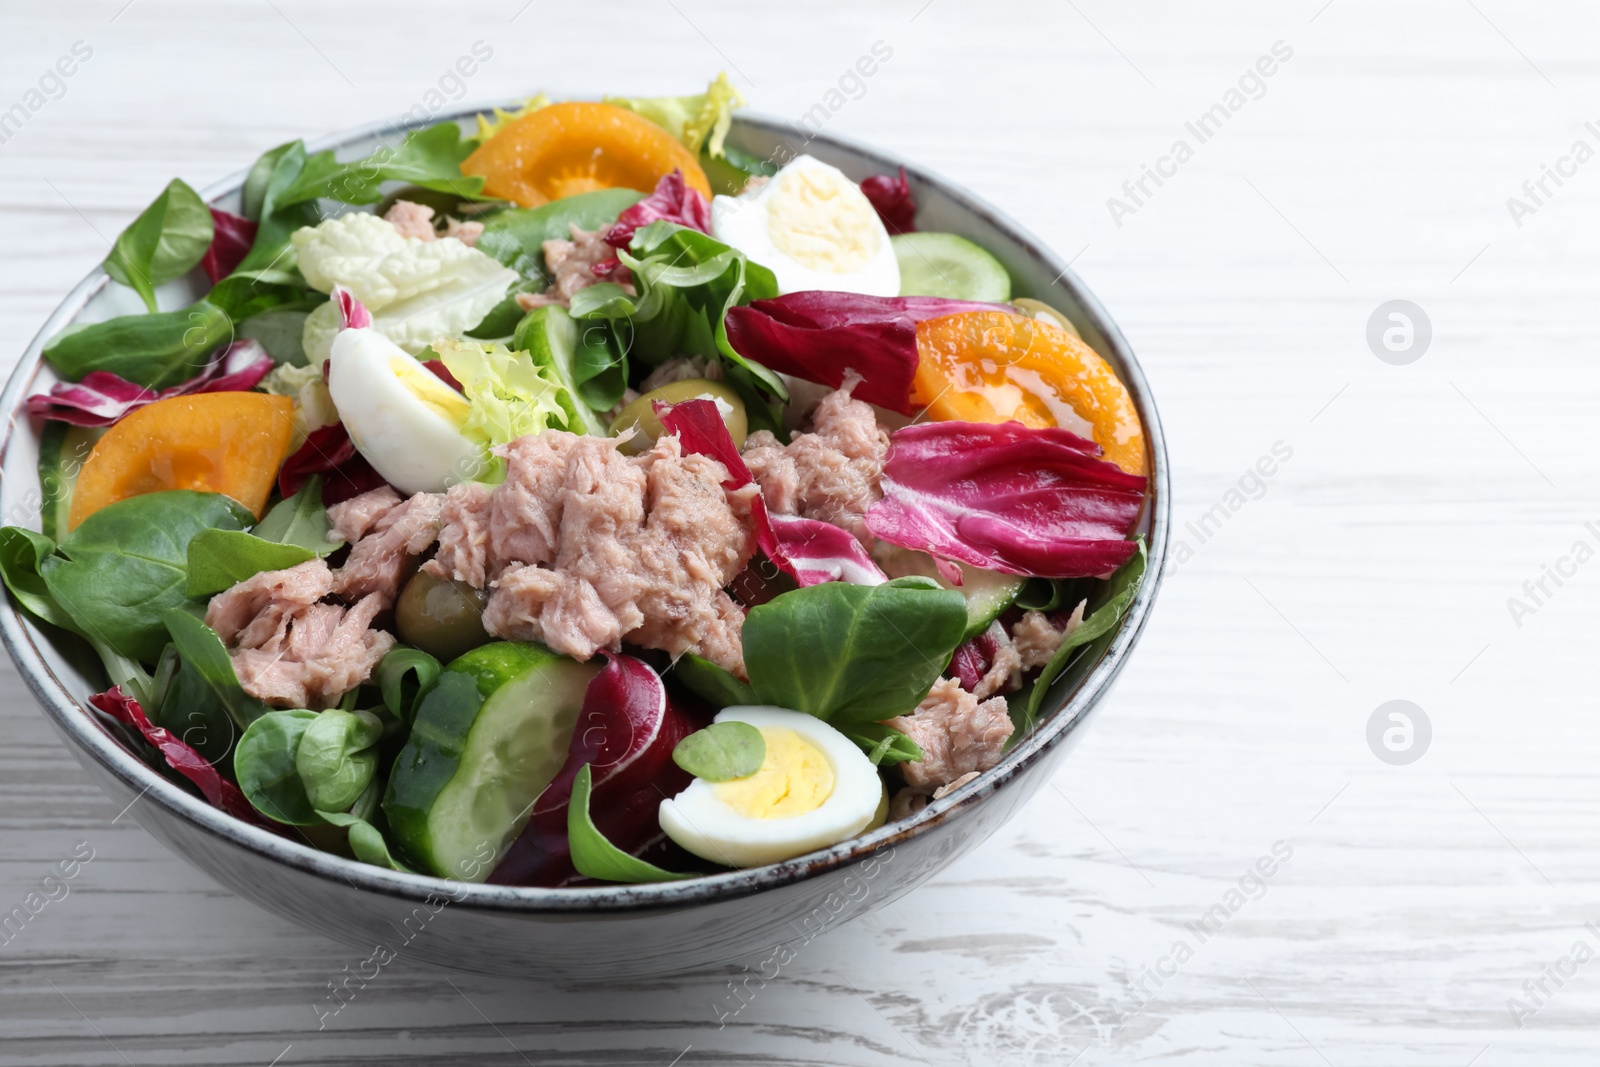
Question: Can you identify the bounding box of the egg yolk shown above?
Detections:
[765,167,881,274]
[713,728,836,819]
[390,355,470,425]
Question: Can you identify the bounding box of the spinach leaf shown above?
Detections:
[279,123,487,207]
[236,141,323,276]
[152,645,238,768]
[0,525,158,702]
[1023,540,1148,726]
[161,608,269,731]
[185,531,317,597]
[206,270,321,324]
[105,179,214,313]
[568,765,688,883]
[235,709,321,825]
[673,721,764,782]
[742,577,968,726]
[376,646,441,725]
[43,300,233,389]
[252,476,342,554]
[237,307,311,365]
[296,708,383,812]
[40,490,253,662]
[842,722,925,767]
[0,526,81,635]
[673,653,757,709]
[475,188,643,279]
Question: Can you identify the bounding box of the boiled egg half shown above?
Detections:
[659,706,887,869]
[326,327,483,494]
[712,155,900,297]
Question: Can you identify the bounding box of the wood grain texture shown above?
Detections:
[3,0,1599,1062]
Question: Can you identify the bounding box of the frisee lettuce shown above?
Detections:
[432,338,574,446]
[606,72,744,159]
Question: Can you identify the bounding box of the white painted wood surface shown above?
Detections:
[2,1,1598,1062]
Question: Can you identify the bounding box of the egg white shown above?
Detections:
[712,155,900,298]
[658,706,884,869]
[325,327,483,494]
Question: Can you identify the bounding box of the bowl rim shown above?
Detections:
[0,103,1170,914]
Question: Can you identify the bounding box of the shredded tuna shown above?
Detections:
[424,482,494,589]
[639,356,724,393]
[204,560,394,709]
[333,492,444,606]
[743,386,888,546]
[514,225,634,310]
[326,486,402,544]
[382,201,484,247]
[883,677,1014,790]
[385,200,439,241]
[462,432,756,674]
[1011,603,1086,670]
[443,217,484,247]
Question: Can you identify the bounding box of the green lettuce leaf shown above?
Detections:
[606,72,744,158]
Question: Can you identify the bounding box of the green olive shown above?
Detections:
[609,378,747,454]
[1010,298,1081,339]
[395,570,490,663]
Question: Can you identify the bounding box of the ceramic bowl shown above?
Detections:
[0,106,1170,979]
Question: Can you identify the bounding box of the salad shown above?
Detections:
[1,76,1149,887]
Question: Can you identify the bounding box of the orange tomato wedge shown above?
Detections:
[912,311,1147,476]
[68,392,296,530]
[462,101,711,207]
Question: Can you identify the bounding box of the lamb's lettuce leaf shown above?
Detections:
[567,765,688,883]
[1022,539,1147,726]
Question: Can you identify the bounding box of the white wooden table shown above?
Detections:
[3,1,1598,1063]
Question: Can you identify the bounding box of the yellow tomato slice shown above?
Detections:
[462,101,712,207]
[68,392,296,530]
[912,311,1146,476]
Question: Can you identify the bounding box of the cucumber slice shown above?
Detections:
[512,305,609,436]
[38,423,102,542]
[384,641,600,882]
[892,232,1012,303]
[874,545,1024,639]
[958,567,1027,637]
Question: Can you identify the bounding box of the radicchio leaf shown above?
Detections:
[950,628,999,692]
[657,398,886,587]
[88,685,263,825]
[277,421,390,506]
[25,339,275,427]
[332,285,372,330]
[490,652,697,887]
[723,293,1002,415]
[865,420,1146,579]
[604,169,712,249]
[860,167,916,235]
[200,207,259,284]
